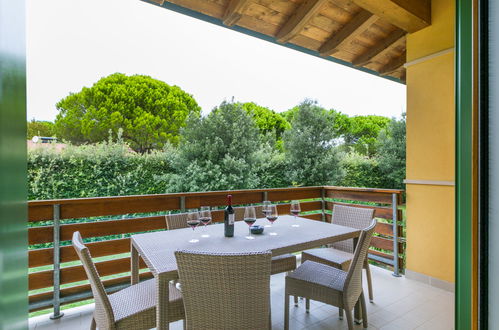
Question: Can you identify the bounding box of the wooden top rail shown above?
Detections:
[28,186,404,221]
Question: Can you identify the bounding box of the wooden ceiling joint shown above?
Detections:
[318,10,378,57]
[352,29,406,66]
[352,0,431,33]
[276,0,330,44]
[223,0,252,26]
[379,51,406,75]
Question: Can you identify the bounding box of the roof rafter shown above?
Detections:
[222,0,252,26]
[379,51,406,75]
[276,0,329,44]
[352,0,430,33]
[352,29,405,66]
[319,10,377,57]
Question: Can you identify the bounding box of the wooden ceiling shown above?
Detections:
[145,0,431,83]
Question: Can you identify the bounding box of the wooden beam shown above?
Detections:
[352,0,431,33]
[379,51,406,75]
[352,29,405,66]
[223,0,252,26]
[276,0,329,44]
[319,10,377,57]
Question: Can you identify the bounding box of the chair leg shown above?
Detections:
[345,309,354,330]
[339,308,344,320]
[365,261,374,303]
[269,297,272,329]
[360,292,368,328]
[294,295,298,306]
[183,319,186,330]
[305,298,310,313]
[284,294,290,330]
[90,317,96,330]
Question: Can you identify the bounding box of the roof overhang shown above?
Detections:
[142,0,431,85]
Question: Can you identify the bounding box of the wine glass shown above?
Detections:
[266,204,278,236]
[186,209,200,243]
[290,200,301,227]
[244,206,257,240]
[262,200,271,227]
[199,206,212,238]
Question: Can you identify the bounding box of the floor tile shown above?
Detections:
[29,266,455,330]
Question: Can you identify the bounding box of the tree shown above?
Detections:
[166,101,263,192]
[27,119,55,139]
[376,114,406,189]
[283,100,343,186]
[54,73,201,152]
[240,102,290,142]
[335,113,390,156]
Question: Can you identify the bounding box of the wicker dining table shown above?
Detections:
[130,215,361,330]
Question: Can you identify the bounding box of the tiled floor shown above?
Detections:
[29,266,454,330]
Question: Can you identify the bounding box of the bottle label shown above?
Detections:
[229,214,235,225]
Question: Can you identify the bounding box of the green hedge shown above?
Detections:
[28,142,175,200]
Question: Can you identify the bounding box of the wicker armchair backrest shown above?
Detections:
[175,250,272,330]
[72,231,115,329]
[331,205,374,253]
[165,213,189,230]
[343,219,377,308]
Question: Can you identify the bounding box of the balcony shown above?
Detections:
[26,185,453,329]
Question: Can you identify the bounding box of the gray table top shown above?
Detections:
[131,215,360,279]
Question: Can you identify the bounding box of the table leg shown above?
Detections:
[157,275,169,330]
[131,243,139,285]
[352,237,363,324]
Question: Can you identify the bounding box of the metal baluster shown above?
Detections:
[180,196,186,212]
[50,204,64,319]
[392,194,401,277]
[321,188,326,222]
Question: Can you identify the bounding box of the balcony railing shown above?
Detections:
[27,186,404,318]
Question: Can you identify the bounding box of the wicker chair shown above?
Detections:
[72,231,185,330]
[175,250,272,330]
[284,219,377,330]
[167,210,297,276]
[301,204,375,303]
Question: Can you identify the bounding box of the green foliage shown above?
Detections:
[282,100,343,186]
[240,102,290,143]
[28,95,406,201]
[54,73,201,153]
[376,115,406,189]
[335,113,390,156]
[27,119,55,139]
[339,152,383,188]
[165,101,265,192]
[281,106,299,124]
[28,136,175,200]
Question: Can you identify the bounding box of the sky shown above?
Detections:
[26,0,406,121]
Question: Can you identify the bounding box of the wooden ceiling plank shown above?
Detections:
[318,10,377,57]
[352,29,405,66]
[352,0,431,33]
[223,0,252,26]
[276,0,329,44]
[379,51,406,75]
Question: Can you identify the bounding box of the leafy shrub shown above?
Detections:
[339,151,383,188]
[28,137,176,200]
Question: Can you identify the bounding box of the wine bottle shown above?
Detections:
[224,194,235,237]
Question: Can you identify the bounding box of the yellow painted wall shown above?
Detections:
[405,0,455,283]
